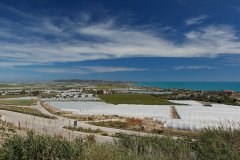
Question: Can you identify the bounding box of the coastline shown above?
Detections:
[133,81,240,91]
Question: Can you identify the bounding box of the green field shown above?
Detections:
[0,84,13,88]
[0,95,29,99]
[0,106,56,119]
[96,85,126,89]
[0,99,37,106]
[0,83,36,88]
[98,94,177,105]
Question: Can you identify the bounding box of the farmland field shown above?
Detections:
[0,95,29,98]
[98,94,177,105]
[50,100,240,130]
[0,83,37,88]
[96,85,126,89]
[0,99,37,106]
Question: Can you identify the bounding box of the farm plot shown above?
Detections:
[166,100,240,130]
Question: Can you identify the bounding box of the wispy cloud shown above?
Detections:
[174,65,216,70]
[0,5,240,68]
[80,66,147,73]
[34,66,147,74]
[217,56,240,66]
[185,15,208,26]
[0,62,35,67]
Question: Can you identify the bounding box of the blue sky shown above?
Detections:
[0,0,240,82]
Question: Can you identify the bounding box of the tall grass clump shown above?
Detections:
[116,133,193,160]
[194,127,240,160]
[0,131,133,160]
[0,128,239,160]
[0,131,84,160]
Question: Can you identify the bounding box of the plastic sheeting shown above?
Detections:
[49,100,240,130]
[70,104,171,119]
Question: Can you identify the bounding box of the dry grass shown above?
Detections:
[0,105,57,119]
[0,128,238,159]
[89,119,199,138]
[40,101,69,116]
[63,126,109,136]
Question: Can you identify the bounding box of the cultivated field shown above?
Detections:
[98,94,177,105]
[166,100,240,130]
[49,100,240,130]
[0,99,37,106]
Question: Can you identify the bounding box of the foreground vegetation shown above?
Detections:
[98,94,177,105]
[0,120,19,140]
[0,128,239,160]
[0,106,57,119]
[0,99,37,106]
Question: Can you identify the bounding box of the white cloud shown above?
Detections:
[0,62,35,67]
[174,65,215,70]
[185,15,208,26]
[34,66,147,74]
[80,66,147,73]
[0,8,240,68]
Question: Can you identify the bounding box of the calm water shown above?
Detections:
[134,82,240,91]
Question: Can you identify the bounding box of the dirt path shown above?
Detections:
[0,101,165,143]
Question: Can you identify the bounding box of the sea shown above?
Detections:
[134,82,240,92]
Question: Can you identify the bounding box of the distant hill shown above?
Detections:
[53,79,130,85]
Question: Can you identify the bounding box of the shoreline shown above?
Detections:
[133,81,240,92]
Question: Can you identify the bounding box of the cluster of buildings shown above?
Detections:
[0,89,34,96]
